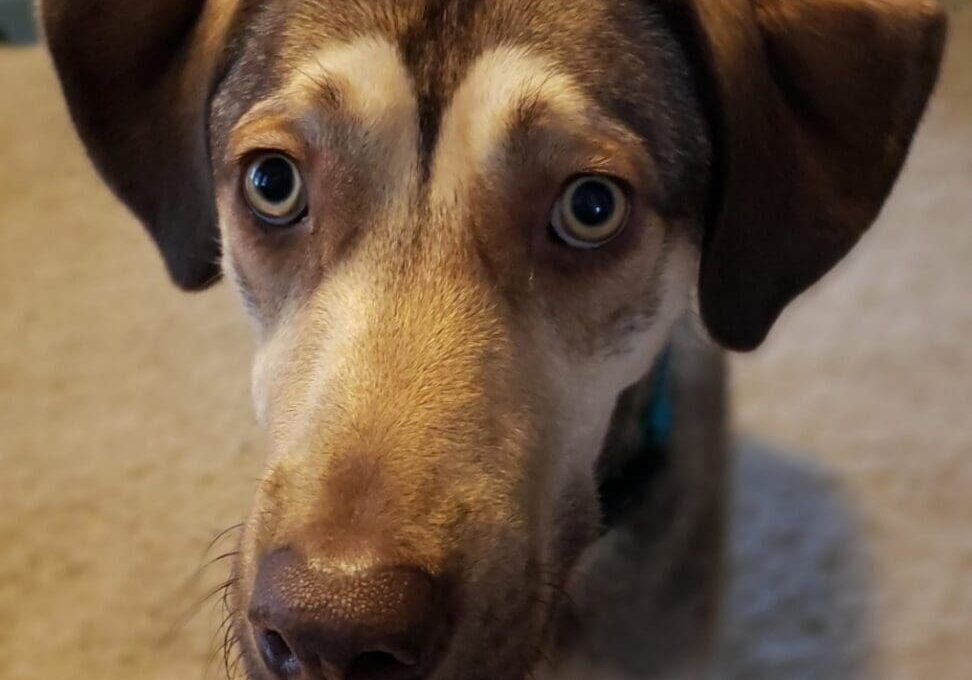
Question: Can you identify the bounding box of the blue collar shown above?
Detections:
[641,347,675,451]
[597,347,675,531]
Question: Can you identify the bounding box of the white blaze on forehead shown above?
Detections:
[290,36,421,201]
[306,37,415,130]
[431,46,589,205]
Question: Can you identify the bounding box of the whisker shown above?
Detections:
[167,541,242,623]
[205,523,245,556]
[180,551,242,595]
[222,622,239,680]
[206,610,237,675]
[207,551,242,570]
[161,577,239,645]
[229,645,246,680]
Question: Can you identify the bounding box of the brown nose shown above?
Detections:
[248,549,446,680]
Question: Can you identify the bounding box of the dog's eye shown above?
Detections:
[244,153,308,226]
[551,176,629,248]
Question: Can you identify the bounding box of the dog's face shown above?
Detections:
[210,4,708,677]
[42,0,945,678]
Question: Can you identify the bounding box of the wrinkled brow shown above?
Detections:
[225,68,348,163]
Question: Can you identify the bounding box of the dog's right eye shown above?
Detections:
[243,153,308,227]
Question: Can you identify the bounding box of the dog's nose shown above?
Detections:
[248,549,445,680]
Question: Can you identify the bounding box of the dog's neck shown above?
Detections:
[596,347,674,531]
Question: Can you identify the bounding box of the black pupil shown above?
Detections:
[570,180,615,227]
[251,157,295,204]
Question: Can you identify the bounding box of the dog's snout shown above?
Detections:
[249,548,446,680]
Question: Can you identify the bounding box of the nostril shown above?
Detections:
[259,630,301,679]
[346,650,419,680]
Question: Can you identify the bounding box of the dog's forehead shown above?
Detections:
[212,0,704,194]
[267,0,641,87]
[217,0,632,123]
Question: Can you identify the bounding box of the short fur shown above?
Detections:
[40,1,946,678]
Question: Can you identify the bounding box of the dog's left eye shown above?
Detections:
[243,153,308,226]
[551,176,629,249]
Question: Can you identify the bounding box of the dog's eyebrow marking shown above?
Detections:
[430,46,590,205]
[231,36,420,202]
[299,38,417,136]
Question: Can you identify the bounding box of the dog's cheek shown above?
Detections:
[248,325,291,430]
[251,346,273,428]
[248,313,308,438]
[535,324,668,478]
[533,234,698,523]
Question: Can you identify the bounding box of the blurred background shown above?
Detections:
[0,2,969,679]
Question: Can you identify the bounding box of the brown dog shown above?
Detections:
[40,1,946,678]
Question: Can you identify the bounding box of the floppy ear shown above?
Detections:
[41,0,239,289]
[686,0,946,350]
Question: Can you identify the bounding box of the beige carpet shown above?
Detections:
[1,9,969,680]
